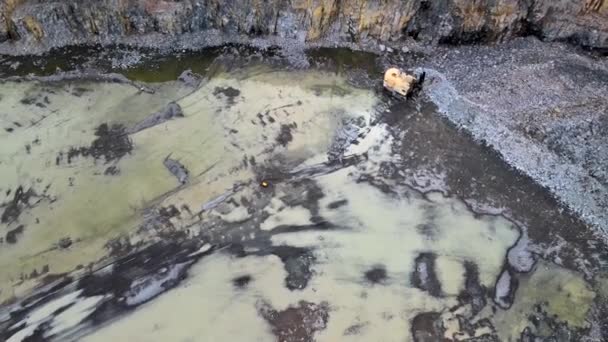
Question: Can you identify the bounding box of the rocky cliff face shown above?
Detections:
[0,0,607,52]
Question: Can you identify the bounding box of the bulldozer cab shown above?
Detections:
[383,67,416,97]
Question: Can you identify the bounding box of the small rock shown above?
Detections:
[177,70,202,88]
[58,237,73,249]
[163,155,189,184]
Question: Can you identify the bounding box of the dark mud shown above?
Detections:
[276,124,295,147]
[459,261,487,315]
[232,275,252,289]
[5,225,25,244]
[64,123,133,164]
[213,86,241,107]
[411,312,444,342]
[519,305,586,342]
[0,239,214,341]
[364,266,388,284]
[1,186,36,224]
[104,166,120,176]
[279,179,324,218]
[262,246,315,291]
[410,253,442,297]
[326,199,348,210]
[343,323,366,336]
[258,300,330,342]
[377,97,608,277]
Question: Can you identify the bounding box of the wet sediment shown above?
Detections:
[0,46,607,342]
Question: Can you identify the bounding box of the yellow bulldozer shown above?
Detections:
[383,68,425,98]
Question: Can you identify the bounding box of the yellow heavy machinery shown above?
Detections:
[383,68,425,97]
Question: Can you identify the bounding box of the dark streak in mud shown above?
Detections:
[458,261,487,315]
[71,87,90,97]
[4,72,155,94]
[344,322,368,336]
[276,123,296,147]
[258,300,329,342]
[327,199,348,209]
[57,237,73,249]
[104,166,120,176]
[232,275,252,289]
[128,102,183,134]
[328,116,367,162]
[1,186,37,224]
[364,265,388,284]
[257,112,267,126]
[65,123,132,164]
[1,240,215,341]
[270,221,335,235]
[20,96,37,105]
[279,178,325,217]
[411,253,442,297]
[356,174,397,196]
[270,246,315,291]
[6,225,25,244]
[416,222,439,240]
[159,205,180,220]
[213,86,240,106]
[238,245,315,291]
[140,207,181,232]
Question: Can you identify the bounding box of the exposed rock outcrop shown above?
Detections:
[0,0,606,53]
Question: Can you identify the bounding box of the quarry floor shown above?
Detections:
[0,38,607,341]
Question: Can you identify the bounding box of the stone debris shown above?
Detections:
[129,102,184,134]
[163,155,189,185]
[177,69,202,88]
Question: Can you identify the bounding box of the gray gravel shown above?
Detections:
[414,38,608,236]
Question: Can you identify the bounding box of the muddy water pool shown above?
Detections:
[1,48,607,341]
